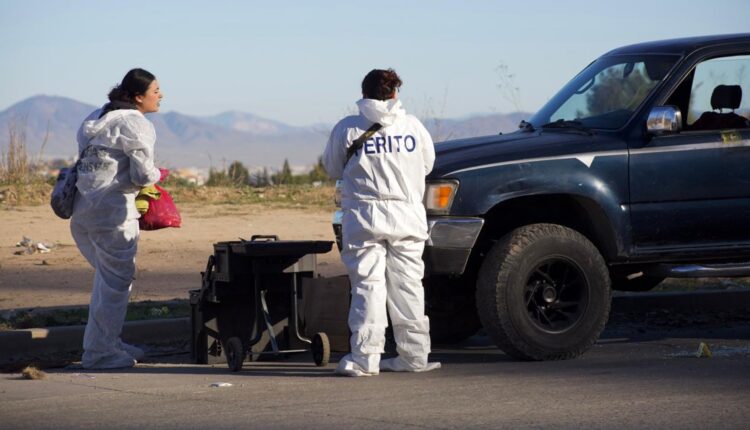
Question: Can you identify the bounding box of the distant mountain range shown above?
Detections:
[0,95,529,169]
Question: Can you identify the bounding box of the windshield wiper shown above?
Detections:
[518,120,535,132]
[540,119,593,135]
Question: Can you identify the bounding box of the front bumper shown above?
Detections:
[332,211,484,275]
[424,217,484,275]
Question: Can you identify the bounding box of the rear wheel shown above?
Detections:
[312,332,331,367]
[477,223,611,360]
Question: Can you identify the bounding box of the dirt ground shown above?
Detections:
[0,204,345,310]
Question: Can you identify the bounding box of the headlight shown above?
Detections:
[424,180,458,215]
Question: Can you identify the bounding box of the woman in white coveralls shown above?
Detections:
[71,68,163,369]
[323,68,440,376]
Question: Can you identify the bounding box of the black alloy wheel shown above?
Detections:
[523,258,588,333]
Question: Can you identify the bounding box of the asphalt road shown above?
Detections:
[2,315,749,430]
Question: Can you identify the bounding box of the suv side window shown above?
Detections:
[684,54,750,130]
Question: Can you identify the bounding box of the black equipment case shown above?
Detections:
[190,235,333,371]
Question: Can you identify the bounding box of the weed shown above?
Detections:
[21,366,47,380]
[1,118,48,186]
[0,300,192,330]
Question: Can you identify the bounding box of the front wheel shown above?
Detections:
[224,337,245,372]
[476,224,611,361]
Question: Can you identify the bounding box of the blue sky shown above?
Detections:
[1,0,748,126]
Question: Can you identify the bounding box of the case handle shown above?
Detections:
[250,235,279,242]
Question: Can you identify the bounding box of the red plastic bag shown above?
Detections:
[158,168,170,182]
[139,184,181,230]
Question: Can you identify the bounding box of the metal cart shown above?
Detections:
[191,235,334,372]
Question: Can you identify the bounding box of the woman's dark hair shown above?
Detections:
[361,68,402,101]
[100,68,156,117]
[108,68,155,103]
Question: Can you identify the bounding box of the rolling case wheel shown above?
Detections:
[193,329,208,364]
[224,337,245,372]
[312,332,331,367]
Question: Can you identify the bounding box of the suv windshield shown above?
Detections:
[529,54,680,130]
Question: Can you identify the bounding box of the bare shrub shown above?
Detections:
[0,120,31,184]
[416,87,455,143]
[496,61,523,112]
[0,117,49,185]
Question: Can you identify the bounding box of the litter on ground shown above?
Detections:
[696,342,712,358]
[14,236,56,255]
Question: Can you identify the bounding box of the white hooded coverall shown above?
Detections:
[323,98,438,376]
[71,108,161,369]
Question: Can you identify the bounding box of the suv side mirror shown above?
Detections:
[647,106,682,135]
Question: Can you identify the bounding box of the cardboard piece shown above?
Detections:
[300,275,351,352]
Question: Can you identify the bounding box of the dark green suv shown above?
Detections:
[336,33,750,360]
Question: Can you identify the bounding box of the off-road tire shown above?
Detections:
[477,223,611,361]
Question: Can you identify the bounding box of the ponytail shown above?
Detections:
[99,68,156,118]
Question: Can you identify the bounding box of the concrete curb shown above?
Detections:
[1,290,749,366]
[0,317,189,365]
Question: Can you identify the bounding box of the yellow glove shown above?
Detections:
[135,185,162,214]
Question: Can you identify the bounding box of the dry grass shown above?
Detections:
[1,118,50,206]
[0,122,32,183]
[169,184,335,209]
[1,118,49,185]
[0,300,193,330]
[0,181,53,206]
[0,180,336,211]
[21,365,47,380]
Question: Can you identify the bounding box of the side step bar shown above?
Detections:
[647,262,750,278]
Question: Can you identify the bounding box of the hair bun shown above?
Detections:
[108,85,132,103]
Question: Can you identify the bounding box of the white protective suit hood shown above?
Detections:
[74,108,161,225]
[356,98,406,127]
[323,98,435,205]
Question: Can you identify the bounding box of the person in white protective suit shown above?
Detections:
[323,68,440,376]
[71,68,163,369]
